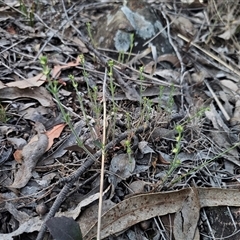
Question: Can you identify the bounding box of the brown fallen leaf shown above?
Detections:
[2,73,47,89]
[9,122,49,189]
[13,150,23,163]
[45,123,66,151]
[51,56,80,79]
[0,86,54,107]
[174,188,200,240]
[84,188,191,239]
[40,120,85,165]
[13,123,61,162]
[157,151,170,165]
[78,200,116,236]
[169,14,196,36]
[83,187,240,240]
[72,37,88,53]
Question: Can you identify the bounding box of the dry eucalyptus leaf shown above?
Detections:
[144,54,180,73]
[51,56,80,78]
[9,123,49,189]
[154,69,180,83]
[198,188,240,207]
[108,153,136,187]
[1,73,46,89]
[169,15,196,36]
[7,137,27,150]
[18,105,50,122]
[72,37,88,53]
[40,120,85,165]
[128,180,149,194]
[220,79,238,92]
[77,200,116,235]
[208,131,240,167]
[45,123,66,151]
[174,188,200,240]
[5,202,30,224]
[205,103,229,132]
[0,87,54,107]
[84,187,189,239]
[0,216,42,240]
[57,186,111,220]
[83,188,240,240]
[218,91,233,116]
[150,127,176,141]
[138,141,155,154]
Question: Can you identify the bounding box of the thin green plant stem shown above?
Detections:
[79,54,102,131]
[166,84,175,113]
[159,108,209,187]
[170,141,240,186]
[69,76,97,139]
[97,68,108,240]
[69,74,88,122]
[126,112,131,130]
[0,103,9,123]
[139,66,145,100]
[124,112,134,163]
[136,66,148,128]
[157,85,164,112]
[118,51,125,63]
[126,33,134,62]
[50,87,95,160]
[86,22,95,47]
[108,60,118,139]
[40,56,95,160]
[136,96,153,129]
[161,125,183,185]
[125,139,133,163]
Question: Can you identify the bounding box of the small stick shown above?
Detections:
[204,80,230,121]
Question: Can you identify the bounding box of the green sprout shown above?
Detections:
[86,22,95,46]
[127,33,135,62]
[19,0,35,27]
[125,139,133,163]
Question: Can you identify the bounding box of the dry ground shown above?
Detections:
[1,0,240,239]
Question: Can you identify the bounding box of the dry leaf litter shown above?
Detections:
[0,0,240,239]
